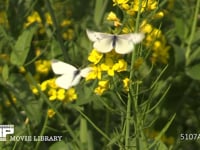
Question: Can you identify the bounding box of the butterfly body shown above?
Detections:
[51,59,91,89]
[86,29,144,54]
[112,35,117,48]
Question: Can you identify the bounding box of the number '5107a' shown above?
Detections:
[180,133,200,140]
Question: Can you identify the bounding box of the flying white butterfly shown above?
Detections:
[51,59,91,89]
[86,29,145,54]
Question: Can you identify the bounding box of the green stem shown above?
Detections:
[35,112,48,150]
[125,0,142,149]
[185,0,200,64]
[75,106,111,141]
[45,0,69,61]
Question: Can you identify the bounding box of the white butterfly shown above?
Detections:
[86,29,144,54]
[51,59,91,89]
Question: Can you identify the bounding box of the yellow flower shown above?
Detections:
[47,109,56,118]
[113,0,129,5]
[113,59,127,72]
[140,21,153,33]
[153,41,162,49]
[48,89,57,101]
[105,50,121,59]
[48,78,58,89]
[107,11,119,21]
[37,78,77,103]
[98,80,109,87]
[123,78,130,92]
[151,45,170,64]
[126,8,136,16]
[40,80,48,91]
[101,58,127,76]
[152,11,165,19]
[86,65,102,80]
[61,19,72,27]
[35,48,41,56]
[45,13,53,25]
[107,11,121,27]
[94,80,109,95]
[62,29,74,40]
[121,3,130,10]
[122,27,133,34]
[32,87,39,95]
[57,89,66,101]
[19,66,26,73]
[147,0,158,10]
[65,88,77,102]
[132,0,158,12]
[101,58,115,76]
[88,49,103,64]
[24,11,41,27]
[94,86,106,95]
[35,60,51,75]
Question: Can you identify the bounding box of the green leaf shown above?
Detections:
[7,73,42,125]
[186,64,200,80]
[171,43,185,67]
[2,64,9,81]
[10,23,38,66]
[94,0,108,27]
[187,47,200,65]
[192,29,200,44]
[174,18,189,41]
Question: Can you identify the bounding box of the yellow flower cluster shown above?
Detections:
[47,109,56,118]
[32,78,77,103]
[140,20,170,64]
[60,19,74,40]
[111,0,170,64]
[94,80,109,95]
[113,0,158,15]
[86,49,128,95]
[123,78,130,92]
[24,11,74,40]
[24,11,53,27]
[35,60,51,75]
[107,11,122,27]
[34,59,51,81]
[24,11,42,27]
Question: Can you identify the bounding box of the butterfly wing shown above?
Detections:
[115,38,134,54]
[51,60,79,89]
[118,33,145,44]
[80,67,92,77]
[55,74,74,89]
[51,59,77,75]
[71,74,82,87]
[86,29,111,41]
[129,33,145,44]
[86,29,114,53]
[115,33,144,54]
[93,38,113,53]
